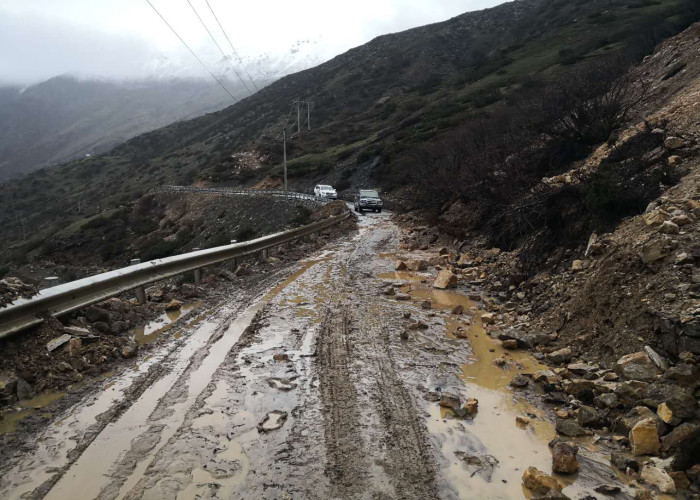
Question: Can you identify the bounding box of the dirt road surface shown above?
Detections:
[0,211,629,499]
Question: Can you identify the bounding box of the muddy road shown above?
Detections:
[0,212,629,499]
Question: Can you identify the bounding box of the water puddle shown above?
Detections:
[389,270,604,498]
[132,301,202,345]
[0,391,65,434]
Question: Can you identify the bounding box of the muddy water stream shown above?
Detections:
[383,269,611,499]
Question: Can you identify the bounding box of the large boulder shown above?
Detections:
[615,352,661,381]
[552,442,579,474]
[630,418,660,456]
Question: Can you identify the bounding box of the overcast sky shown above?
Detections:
[0,0,506,85]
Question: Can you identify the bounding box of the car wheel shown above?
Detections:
[378,208,382,213]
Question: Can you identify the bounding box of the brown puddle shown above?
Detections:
[0,391,66,434]
[386,271,603,499]
[132,301,202,345]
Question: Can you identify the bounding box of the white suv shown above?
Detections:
[314,185,337,199]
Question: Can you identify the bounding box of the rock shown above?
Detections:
[547,348,573,364]
[676,251,693,264]
[571,260,583,271]
[502,339,519,350]
[421,300,432,310]
[383,287,396,296]
[516,415,530,426]
[552,441,579,474]
[456,398,479,418]
[121,339,138,359]
[665,392,697,419]
[657,402,681,426]
[522,467,563,496]
[497,328,550,348]
[510,375,530,388]
[92,321,111,334]
[433,270,457,290]
[664,136,683,149]
[440,392,461,411]
[611,451,640,472]
[47,334,72,352]
[644,346,668,372]
[164,299,183,311]
[556,418,587,437]
[615,352,661,381]
[480,313,495,325]
[597,393,619,409]
[454,452,498,481]
[661,423,699,453]
[641,465,676,493]
[586,233,602,257]
[396,293,411,301]
[669,471,691,491]
[534,370,559,383]
[67,338,82,357]
[615,406,664,435]
[408,321,428,330]
[640,239,670,264]
[406,260,427,271]
[668,155,683,166]
[672,214,692,226]
[111,321,128,334]
[577,405,599,427]
[630,418,660,456]
[395,260,407,271]
[659,220,680,234]
[615,380,649,407]
[594,484,621,495]
[567,363,599,376]
[234,263,252,276]
[85,305,110,324]
[16,377,32,401]
[400,330,409,341]
[273,353,289,362]
[643,209,668,226]
[451,305,464,315]
[63,326,91,336]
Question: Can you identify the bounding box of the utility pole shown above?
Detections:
[295,100,301,135]
[306,101,312,131]
[283,130,288,199]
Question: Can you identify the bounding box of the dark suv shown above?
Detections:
[353,189,383,213]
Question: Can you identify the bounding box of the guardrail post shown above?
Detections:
[230,240,238,270]
[192,248,202,285]
[130,259,147,303]
[262,248,269,261]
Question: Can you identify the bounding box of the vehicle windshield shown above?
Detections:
[319,185,333,190]
[360,190,380,198]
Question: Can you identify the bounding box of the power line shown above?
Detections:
[185,0,252,95]
[145,0,237,103]
[204,0,259,92]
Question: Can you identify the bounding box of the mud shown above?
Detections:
[0,209,634,499]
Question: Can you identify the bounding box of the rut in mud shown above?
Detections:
[0,211,632,499]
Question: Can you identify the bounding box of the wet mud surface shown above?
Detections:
[0,211,633,499]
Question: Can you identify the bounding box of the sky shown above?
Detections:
[0,0,506,85]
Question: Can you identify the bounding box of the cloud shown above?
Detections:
[0,10,159,85]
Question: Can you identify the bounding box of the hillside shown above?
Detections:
[0,76,248,180]
[0,0,698,269]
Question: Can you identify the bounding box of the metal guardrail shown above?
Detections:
[0,212,349,339]
[162,185,333,204]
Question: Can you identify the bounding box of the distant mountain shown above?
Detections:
[0,76,248,180]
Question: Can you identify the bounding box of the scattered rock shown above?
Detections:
[552,441,579,474]
[640,239,670,264]
[658,221,680,234]
[455,398,479,418]
[630,417,660,456]
[406,259,427,271]
[669,471,691,491]
[644,346,668,372]
[47,334,72,352]
[396,293,411,301]
[510,375,530,388]
[85,306,110,324]
[516,415,530,426]
[400,330,409,341]
[440,392,461,411]
[556,418,587,437]
[67,337,82,357]
[615,352,661,381]
[395,260,407,271]
[571,260,583,271]
[121,339,138,359]
[522,467,563,496]
[164,299,182,311]
[408,321,429,330]
[433,270,458,290]
[668,155,683,166]
[547,348,573,364]
[383,287,396,296]
[664,137,683,150]
[421,300,432,310]
[657,402,680,426]
[273,353,289,362]
[594,484,621,495]
[451,305,464,315]
[63,326,91,336]
[455,452,499,481]
[481,312,495,325]
[502,339,518,350]
[577,405,599,427]
[661,422,699,453]
[641,465,676,494]
[610,451,639,472]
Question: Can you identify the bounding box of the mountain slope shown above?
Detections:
[0,0,698,264]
